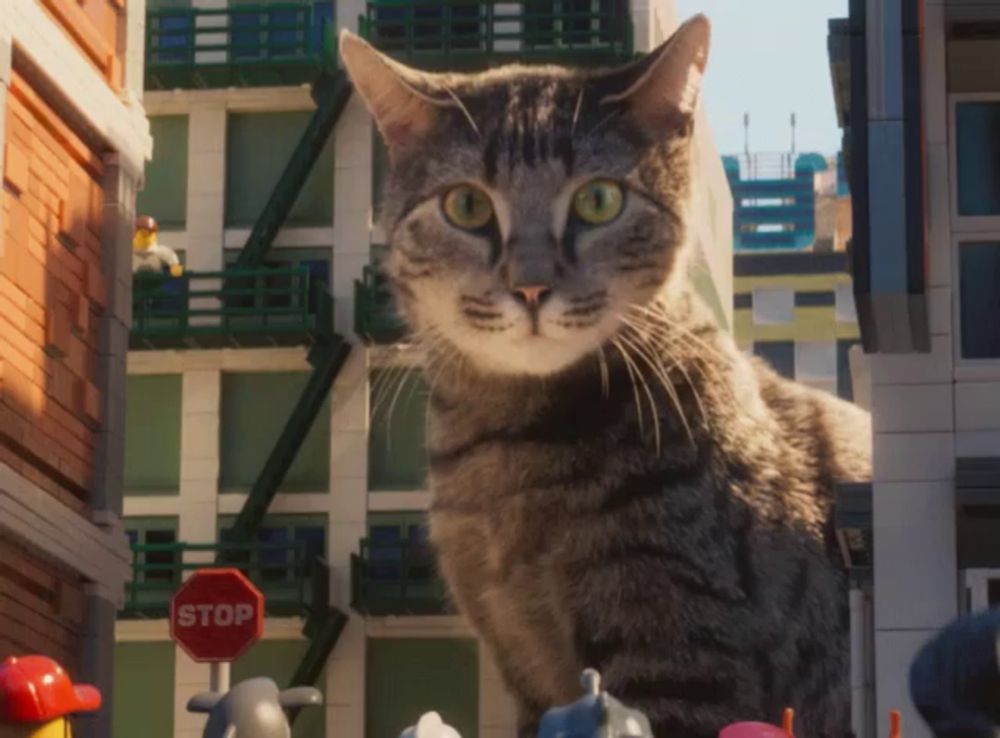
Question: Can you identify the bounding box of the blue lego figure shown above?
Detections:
[909,607,1000,738]
[537,670,653,738]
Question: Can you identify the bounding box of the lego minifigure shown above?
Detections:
[0,655,101,738]
[133,215,184,277]
[187,676,322,738]
[399,711,462,738]
[536,670,653,738]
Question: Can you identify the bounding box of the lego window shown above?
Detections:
[959,241,1000,358]
[366,515,430,582]
[837,339,861,402]
[123,374,182,495]
[225,111,334,228]
[113,642,175,738]
[524,0,618,49]
[366,639,478,738]
[136,116,189,229]
[751,286,794,324]
[955,102,1000,216]
[218,515,327,614]
[219,371,331,492]
[834,282,857,323]
[122,517,180,616]
[794,340,838,395]
[222,247,331,314]
[753,341,795,380]
[368,368,429,490]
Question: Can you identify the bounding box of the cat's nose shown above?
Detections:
[511,284,552,308]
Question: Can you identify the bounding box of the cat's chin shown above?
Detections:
[461,334,593,378]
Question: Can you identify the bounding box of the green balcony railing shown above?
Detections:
[354,263,408,344]
[121,540,319,618]
[146,3,337,90]
[359,0,634,70]
[131,266,332,349]
[350,539,453,615]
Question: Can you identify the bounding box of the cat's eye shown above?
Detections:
[573,180,624,225]
[443,185,494,230]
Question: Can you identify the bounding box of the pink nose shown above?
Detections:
[511,284,552,307]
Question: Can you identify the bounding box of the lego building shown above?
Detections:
[830,0,1000,736]
[112,1,733,737]
[725,151,864,405]
[0,1,151,736]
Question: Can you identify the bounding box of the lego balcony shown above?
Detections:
[146,2,336,90]
[354,263,408,344]
[359,0,634,70]
[131,266,333,350]
[121,540,328,618]
[350,539,454,616]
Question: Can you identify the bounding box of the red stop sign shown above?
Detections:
[170,568,264,662]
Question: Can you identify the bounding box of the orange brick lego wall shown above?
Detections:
[1,70,108,510]
[37,0,125,91]
[0,536,86,672]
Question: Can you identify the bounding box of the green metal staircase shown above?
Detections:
[211,31,355,704]
[236,68,353,269]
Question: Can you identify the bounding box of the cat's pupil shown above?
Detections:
[462,193,475,214]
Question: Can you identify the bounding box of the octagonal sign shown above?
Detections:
[170,568,264,662]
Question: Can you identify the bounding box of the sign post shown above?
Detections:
[170,568,264,694]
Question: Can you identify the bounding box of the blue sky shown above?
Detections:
[674,0,848,157]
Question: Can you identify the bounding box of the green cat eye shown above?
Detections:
[573,180,624,225]
[443,185,494,230]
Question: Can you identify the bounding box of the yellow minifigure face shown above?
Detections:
[133,228,156,252]
[0,717,70,738]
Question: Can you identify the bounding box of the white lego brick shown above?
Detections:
[956,382,1000,431]
[873,481,958,630]
[923,4,948,146]
[326,703,365,738]
[873,433,955,482]
[180,413,221,461]
[870,383,954,433]
[331,381,368,433]
[324,655,365,706]
[956,431,1000,456]
[870,335,953,385]
[873,629,938,738]
[183,370,222,414]
[180,457,220,485]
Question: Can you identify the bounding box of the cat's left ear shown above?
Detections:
[598,14,710,136]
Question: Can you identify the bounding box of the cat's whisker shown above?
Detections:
[596,346,610,400]
[612,336,661,454]
[616,326,694,446]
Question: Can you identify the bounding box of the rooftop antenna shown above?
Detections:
[743,112,750,177]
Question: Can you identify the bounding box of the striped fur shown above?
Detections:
[341,17,871,738]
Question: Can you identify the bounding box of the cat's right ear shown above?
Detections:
[339,30,455,151]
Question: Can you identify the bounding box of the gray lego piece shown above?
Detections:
[188,677,322,738]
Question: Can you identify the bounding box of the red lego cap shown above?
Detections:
[0,655,101,723]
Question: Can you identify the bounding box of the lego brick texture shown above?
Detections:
[0,535,86,671]
[1,70,107,507]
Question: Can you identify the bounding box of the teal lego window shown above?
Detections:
[136,115,189,229]
[219,371,331,492]
[113,642,175,738]
[123,375,182,495]
[366,639,479,738]
[225,110,334,228]
[232,640,325,738]
[959,241,1000,358]
[368,369,428,490]
[956,102,1000,216]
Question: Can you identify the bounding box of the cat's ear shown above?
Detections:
[339,30,456,150]
[598,14,710,136]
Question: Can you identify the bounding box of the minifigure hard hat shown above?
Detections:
[0,655,101,723]
[135,215,159,233]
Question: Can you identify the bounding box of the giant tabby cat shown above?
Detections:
[340,16,871,738]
